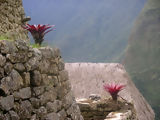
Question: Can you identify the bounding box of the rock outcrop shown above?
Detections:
[0,0,29,40]
[77,97,136,120]
[0,40,83,120]
[65,63,155,120]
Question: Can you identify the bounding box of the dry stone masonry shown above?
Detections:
[77,96,136,120]
[0,0,29,41]
[0,40,83,120]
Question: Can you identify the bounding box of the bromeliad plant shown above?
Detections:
[22,24,55,45]
[103,83,125,101]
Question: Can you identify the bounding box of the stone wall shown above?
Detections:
[77,97,136,120]
[0,0,29,41]
[0,40,83,120]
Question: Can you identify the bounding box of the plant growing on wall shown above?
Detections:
[22,24,55,45]
[103,83,125,101]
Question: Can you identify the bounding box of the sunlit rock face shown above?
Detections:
[0,0,28,41]
[65,63,155,120]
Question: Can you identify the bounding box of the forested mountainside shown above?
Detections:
[124,0,160,119]
[23,0,146,62]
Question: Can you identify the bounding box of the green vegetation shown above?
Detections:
[124,0,160,119]
[0,35,13,41]
[30,43,41,48]
[29,43,48,48]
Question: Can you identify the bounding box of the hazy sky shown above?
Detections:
[22,0,146,62]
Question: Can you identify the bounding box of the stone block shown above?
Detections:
[58,109,67,120]
[9,111,20,120]
[39,89,57,105]
[0,95,14,111]
[0,68,4,79]
[13,87,31,100]
[7,52,29,63]
[9,69,23,90]
[30,98,40,109]
[58,70,69,82]
[31,70,42,86]
[14,63,25,72]
[39,59,50,73]
[43,112,60,120]
[46,100,62,113]
[58,59,65,71]
[32,86,45,97]
[0,54,6,67]
[22,72,30,87]
[36,106,47,118]
[16,100,33,119]
[4,62,13,75]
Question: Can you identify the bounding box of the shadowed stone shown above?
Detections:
[58,109,67,120]
[0,41,18,54]
[0,95,14,111]
[13,87,31,100]
[39,89,57,105]
[58,59,65,71]
[0,68,4,79]
[14,63,25,72]
[9,111,20,120]
[39,60,50,73]
[48,63,59,75]
[36,106,47,118]
[43,112,60,120]
[46,100,62,112]
[24,48,42,71]
[31,70,41,86]
[30,98,40,109]
[7,52,29,63]
[9,69,23,90]
[4,62,13,75]
[14,40,29,51]
[32,86,45,97]
[16,100,33,119]
[22,72,30,87]
[0,54,6,67]
[62,91,74,109]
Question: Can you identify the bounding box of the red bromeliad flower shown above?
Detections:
[103,83,125,101]
[22,24,55,45]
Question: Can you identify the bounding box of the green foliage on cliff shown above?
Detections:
[124,0,160,119]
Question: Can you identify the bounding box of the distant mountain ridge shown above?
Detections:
[124,0,160,119]
[23,0,146,62]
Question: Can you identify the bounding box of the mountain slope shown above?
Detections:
[23,0,146,62]
[124,0,160,119]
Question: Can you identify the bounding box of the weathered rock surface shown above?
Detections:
[0,40,83,120]
[105,110,132,120]
[65,63,155,120]
[0,0,29,41]
[77,97,136,120]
